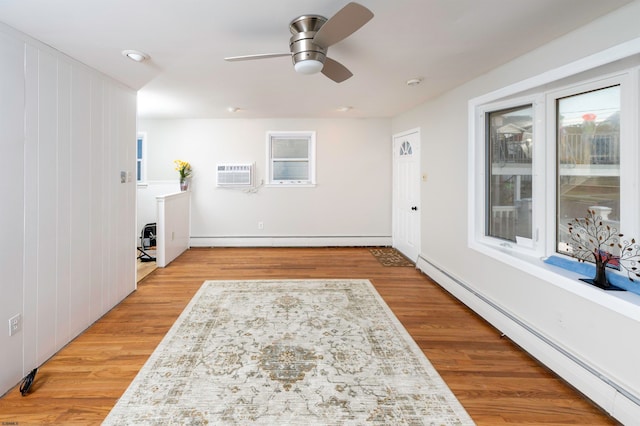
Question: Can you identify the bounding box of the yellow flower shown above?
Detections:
[174,160,192,179]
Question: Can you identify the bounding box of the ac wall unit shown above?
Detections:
[216,163,254,187]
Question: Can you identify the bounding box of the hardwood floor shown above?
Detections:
[0,247,617,425]
[136,257,157,283]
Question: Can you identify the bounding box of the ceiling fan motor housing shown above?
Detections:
[224,4,373,83]
[289,15,327,68]
[290,32,326,65]
[289,14,326,33]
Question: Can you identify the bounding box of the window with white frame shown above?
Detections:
[473,95,543,254]
[136,132,147,183]
[470,54,639,271]
[486,104,534,243]
[555,85,621,255]
[266,131,316,185]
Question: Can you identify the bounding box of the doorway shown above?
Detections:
[392,129,421,262]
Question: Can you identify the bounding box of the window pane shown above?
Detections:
[557,86,620,253]
[137,137,143,160]
[400,141,413,156]
[272,139,309,158]
[487,105,533,242]
[273,160,309,181]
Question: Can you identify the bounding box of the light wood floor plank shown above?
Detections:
[0,247,617,425]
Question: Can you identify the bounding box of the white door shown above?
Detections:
[392,129,421,262]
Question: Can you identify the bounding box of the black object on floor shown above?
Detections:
[138,222,157,262]
[20,368,38,396]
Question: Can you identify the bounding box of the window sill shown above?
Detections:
[470,241,640,321]
[265,183,316,188]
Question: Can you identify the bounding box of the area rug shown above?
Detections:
[369,247,415,267]
[103,280,474,425]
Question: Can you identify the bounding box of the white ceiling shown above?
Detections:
[0,0,633,119]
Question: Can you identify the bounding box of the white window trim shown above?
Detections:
[543,74,637,255]
[468,37,640,317]
[265,130,316,187]
[472,94,545,258]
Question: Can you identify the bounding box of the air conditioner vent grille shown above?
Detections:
[216,164,253,186]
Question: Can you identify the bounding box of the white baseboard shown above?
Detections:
[415,254,640,425]
[190,236,392,248]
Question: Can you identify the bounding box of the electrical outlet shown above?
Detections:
[9,314,21,337]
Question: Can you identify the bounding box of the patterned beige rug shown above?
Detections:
[369,247,415,267]
[104,280,474,425]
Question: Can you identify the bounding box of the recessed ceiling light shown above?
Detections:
[406,78,422,87]
[227,107,239,113]
[337,106,352,112]
[122,50,149,62]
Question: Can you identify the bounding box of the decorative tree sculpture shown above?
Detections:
[564,209,640,290]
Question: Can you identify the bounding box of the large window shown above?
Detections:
[556,86,621,254]
[470,55,638,272]
[266,131,316,185]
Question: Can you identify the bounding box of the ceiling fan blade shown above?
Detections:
[224,53,290,62]
[322,57,353,83]
[313,2,374,48]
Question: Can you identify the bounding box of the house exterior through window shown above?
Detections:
[556,85,620,255]
[469,50,638,276]
[486,105,534,243]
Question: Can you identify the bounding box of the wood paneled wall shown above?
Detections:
[0,22,137,396]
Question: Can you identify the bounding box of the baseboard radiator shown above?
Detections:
[189,236,392,247]
[415,254,640,425]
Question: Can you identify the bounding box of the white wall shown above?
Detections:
[137,182,178,237]
[156,192,191,267]
[0,23,137,396]
[138,118,392,246]
[392,2,640,423]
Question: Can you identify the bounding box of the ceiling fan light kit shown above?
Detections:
[294,59,324,75]
[224,2,373,83]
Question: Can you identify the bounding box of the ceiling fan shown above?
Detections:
[224,2,374,83]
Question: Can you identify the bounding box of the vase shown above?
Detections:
[180,178,189,191]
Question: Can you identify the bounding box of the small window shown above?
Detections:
[400,140,413,156]
[136,132,147,182]
[266,131,316,185]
